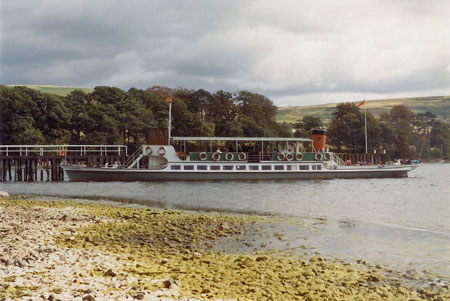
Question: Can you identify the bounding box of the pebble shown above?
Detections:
[82,294,95,301]
[104,268,117,277]
[162,278,180,289]
[16,259,28,267]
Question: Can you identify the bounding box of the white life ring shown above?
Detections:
[158,147,166,156]
[286,153,294,161]
[238,152,247,161]
[295,153,303,161]
[199,152,208,161]
[324,153,332,161]
[225,152,234,161]
[277,153,286,161]
[211,152,221,161]
[315,152,324,161]
[145,146,152,155]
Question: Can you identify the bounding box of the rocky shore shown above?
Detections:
[0,195,448,300]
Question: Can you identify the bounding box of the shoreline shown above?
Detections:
[1,196,449,300]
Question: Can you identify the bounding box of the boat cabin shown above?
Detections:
[121,128,341,171]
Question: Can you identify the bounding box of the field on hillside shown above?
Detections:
[6,85,93,96]
[276,96,450,124]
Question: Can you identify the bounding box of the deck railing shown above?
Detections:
[0,145,128,157]
[330,153,345,166]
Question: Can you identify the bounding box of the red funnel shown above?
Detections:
[311,128,327,152]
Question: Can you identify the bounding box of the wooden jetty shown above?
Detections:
[0,145,127,182]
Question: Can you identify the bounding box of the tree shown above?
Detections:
[294,116,321,138]
[120,92,152,146]
[0,86,45,144]
[328,103,365,151]
[328,102,383,153]
[389,105,415,122]
[235,91,279,137]
[430,121,450,160]
[78,86,152,146]
[236,91,277,125]
[65,90,92,144]
[393,119,414,159]
[174,88,212,116]
[206,90,241,136]
[241,116,271,137]
[171,99,214,137]
[17,89,71,144]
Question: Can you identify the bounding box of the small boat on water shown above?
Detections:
[62,128,419,182]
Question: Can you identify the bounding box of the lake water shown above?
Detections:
[1,163,449,282]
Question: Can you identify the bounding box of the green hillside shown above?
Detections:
[276,96,450,124]
[5,85,93,96]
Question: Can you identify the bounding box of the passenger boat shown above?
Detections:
[62,128,418,182]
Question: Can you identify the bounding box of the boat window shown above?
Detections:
[184,165,194,170]
[210,165,220,170]
[171,165,181,170]
[249,165,259,171]
[197,165,207,170]
[286,165,292,171]
[262,165,272,171]
[274,165,284,170]
[223,165,234,170]
[299,165,309,170]
[236,165,246,170]
[317,165,322,170]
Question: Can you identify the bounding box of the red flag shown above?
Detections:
[165,96,173,103]
[357,100,366,107]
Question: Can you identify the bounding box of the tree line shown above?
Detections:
[1,85,449,160]
[293,103,450,161]
[0,85,289,149]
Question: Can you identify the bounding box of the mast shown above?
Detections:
[364,100,368,154]
[166,97,173,145]
[357,99,367,154]
[168,101,172,145]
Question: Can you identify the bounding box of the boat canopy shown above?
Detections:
[171,137,312,142]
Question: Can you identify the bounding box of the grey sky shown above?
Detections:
[1,0,450,106]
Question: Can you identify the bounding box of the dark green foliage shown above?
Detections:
[21,88,71,144]
[294,116,322,138]
[1,85,286,147]
[430,121,450,160]
[328,103,366,152]
[0,86,67,144]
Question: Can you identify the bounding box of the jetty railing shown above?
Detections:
[0,145,128,182]
[0,145,127,157]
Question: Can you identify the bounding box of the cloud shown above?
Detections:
[1,0,450,106]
